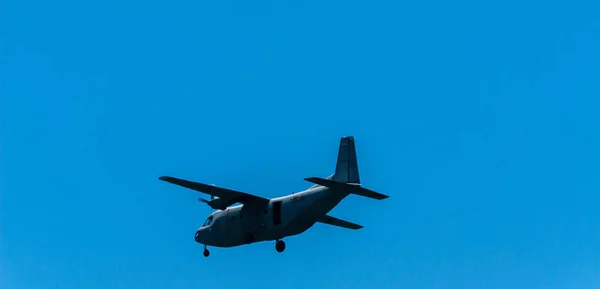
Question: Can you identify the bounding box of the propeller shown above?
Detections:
[198,184,216,211]
[199,194,215,205]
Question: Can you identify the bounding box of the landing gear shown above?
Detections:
[275,239,286,253]
[203,245,210,257]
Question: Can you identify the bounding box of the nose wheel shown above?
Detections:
[275,239,286,253]
[203,245,210,257]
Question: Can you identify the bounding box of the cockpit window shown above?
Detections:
[202,216,214,227]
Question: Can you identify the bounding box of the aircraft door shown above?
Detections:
[273,201,281,226]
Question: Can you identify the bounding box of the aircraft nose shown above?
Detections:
[194,229,204,243]
[194,227,209,243]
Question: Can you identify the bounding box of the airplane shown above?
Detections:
[158,136,388,257]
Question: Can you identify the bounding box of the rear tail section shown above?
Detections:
[305,136,388,200]
[304,177,388,200]
[308,136,360,190]
[332,136,360,184]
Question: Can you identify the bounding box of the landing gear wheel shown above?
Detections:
[203,248,210,257]
[275,240,286,253]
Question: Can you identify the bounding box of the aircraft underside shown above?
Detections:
[199,189,350,256]
[200,215,318,257]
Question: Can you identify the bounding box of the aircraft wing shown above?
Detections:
[159,176,269,210]
[317,214,363,230]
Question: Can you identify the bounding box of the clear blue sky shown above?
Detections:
[2,0,600,288]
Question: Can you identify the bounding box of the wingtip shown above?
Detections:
[158,176,171,182]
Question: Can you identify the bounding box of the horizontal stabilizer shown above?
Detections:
[318,215,363,230]
[304,177,389,200]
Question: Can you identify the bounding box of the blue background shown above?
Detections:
[2,0,600,288]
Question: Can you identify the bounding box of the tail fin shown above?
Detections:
[309,136,360,190]
[305,136,388,200]
[332,136,360,184]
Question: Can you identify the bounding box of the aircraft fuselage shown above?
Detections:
[194,185,349,248]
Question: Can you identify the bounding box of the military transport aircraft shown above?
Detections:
[158,136,388,257]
